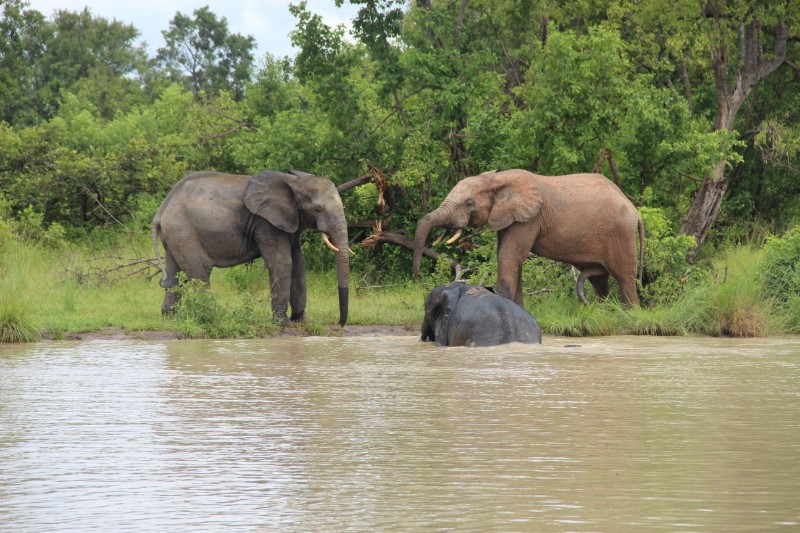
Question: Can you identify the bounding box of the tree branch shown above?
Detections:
[336,174,372,194]
[360,230,463,271]
[207,123,257,141]
[784,58,800,74]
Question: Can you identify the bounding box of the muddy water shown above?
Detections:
[1,335,799,532]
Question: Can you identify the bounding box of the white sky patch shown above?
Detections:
[24,0,360,59]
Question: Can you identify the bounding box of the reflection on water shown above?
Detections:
[1,336,799,532]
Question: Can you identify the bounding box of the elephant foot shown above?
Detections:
[161,292,179,315]
[290,311,308,322]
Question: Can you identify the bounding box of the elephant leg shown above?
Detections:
[514,263,524,305]
[289,239,307,321]
[160,247,182,314]
[576,266,607,305]
[615,274,640,306]
[589,273,610,299]
[606,237,640,307]
[496,225,538,306]
[259,239,293,322]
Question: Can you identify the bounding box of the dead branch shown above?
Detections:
[785,58,800,74]
[368,164,391,214]
[360,230,463,271]
[67,256,162,286]
[81,186,132,232]
[337,174,372,194]
[527,288,555,296]
[207,123,257,141]
[593,147,622,185]
[678,170,704,183]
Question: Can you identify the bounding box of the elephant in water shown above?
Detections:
[413,169,644,307]
[152,169,349,325]
[421,282,542,347]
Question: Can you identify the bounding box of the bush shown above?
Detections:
[639,206,711,306]
[760,225,800,301]
[759,225,800,331]
[171,277,276,339]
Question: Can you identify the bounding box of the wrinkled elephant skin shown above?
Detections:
[152,170,350,325]
[414,169,643,307]
[421,282,542,347]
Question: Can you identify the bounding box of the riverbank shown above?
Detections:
[3,230,800,343]
[51,324,420,342]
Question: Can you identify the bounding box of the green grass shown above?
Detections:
[0,298,40,343]
[1,230,798,342]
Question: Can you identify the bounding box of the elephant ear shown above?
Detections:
[244,171,299,233]
[434,285,461,347]
[488,172,543,231]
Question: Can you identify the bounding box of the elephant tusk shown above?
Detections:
[322,233,340,252]
[445,228,463,244]
[349,247,355,255]
[432,230,447,246]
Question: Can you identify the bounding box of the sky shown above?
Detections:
[25,0,359,60]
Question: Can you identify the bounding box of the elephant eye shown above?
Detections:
[313,204,324,213]
[465,199,475,207]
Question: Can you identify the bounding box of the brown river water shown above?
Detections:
[1,335,799,532]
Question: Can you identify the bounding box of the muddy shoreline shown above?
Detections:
[51,324,419,342]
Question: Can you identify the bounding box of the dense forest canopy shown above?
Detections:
[1,0,799,290]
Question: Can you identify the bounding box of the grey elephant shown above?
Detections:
[413,169,644,307]
[152,169,350,325]
[421,282,542,347]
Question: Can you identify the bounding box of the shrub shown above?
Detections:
[639,206,711,306]
[759,225,800,332]
[760,225,800,302]
[171,277,276,339]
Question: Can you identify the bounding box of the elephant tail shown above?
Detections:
[637,216,645,285]
[151,216,168,288]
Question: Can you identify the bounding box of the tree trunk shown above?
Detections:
[679,21,788,244]
[678,162,728,244]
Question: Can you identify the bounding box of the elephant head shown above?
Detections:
[420,282,466,346]
[413,170,542,277]
[244,170,350,325]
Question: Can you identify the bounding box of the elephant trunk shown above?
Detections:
[413,205,450,278]
[331,220,350,326]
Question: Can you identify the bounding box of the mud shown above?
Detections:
[50,324,419,342]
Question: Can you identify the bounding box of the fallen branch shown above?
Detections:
[360,230,463,271]
[527,288,555,296]
[337,174,372,194]
[67,256,162,286]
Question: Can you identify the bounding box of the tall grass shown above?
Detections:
[702,245,785,337]
[0,299,40,343]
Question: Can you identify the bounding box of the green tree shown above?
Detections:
[0,0,48,124]
[158,6,256,99]
[607,0,800,243]
[33,8,149,121]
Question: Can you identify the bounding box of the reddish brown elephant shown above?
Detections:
[413,169,644,306]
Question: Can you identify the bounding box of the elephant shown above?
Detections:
[152,169,350,325]
[413,169,644,307]
[421,282,542,347]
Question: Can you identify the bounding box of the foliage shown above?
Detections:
[711,246,778,338]
[157,6,255,99]
[759,225,800,331]
[0,0,799,338]
[0,298,39,343]
[170,277,276,339]
[639,206,711,306]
